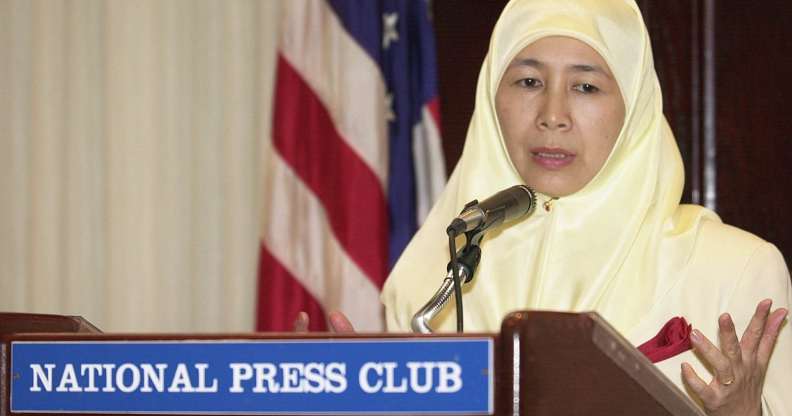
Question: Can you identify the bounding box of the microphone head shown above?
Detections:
[447,185,537,236]
[499,185,537,223]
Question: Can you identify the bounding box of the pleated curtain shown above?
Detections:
[0,0,281,332]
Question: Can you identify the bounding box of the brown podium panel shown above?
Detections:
[0,311,703,415]
[499,311,703,416]
[0,312,101,335]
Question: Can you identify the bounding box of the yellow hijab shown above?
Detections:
[382,0,718,334]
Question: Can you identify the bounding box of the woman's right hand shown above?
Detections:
[293,311,355,333]
[682,299,787,416]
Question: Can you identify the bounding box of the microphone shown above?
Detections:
[446,185,536,236]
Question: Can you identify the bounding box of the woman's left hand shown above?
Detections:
[681,299,788,416]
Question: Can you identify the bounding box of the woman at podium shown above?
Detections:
[380,0,792,415]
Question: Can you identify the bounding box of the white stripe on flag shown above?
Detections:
[261,153,384,331]
[413,106,447,224]
[280,0,389,190]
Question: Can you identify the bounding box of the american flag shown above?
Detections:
[257,0,446,332]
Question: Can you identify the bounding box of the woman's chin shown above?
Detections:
[523,180,579,199]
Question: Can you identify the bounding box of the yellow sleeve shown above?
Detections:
[727,242,791,416]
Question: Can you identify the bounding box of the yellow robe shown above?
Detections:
[381,0,792,413]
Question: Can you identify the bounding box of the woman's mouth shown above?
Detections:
[530,147,576,170]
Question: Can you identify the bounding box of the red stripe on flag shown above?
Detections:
[426,96,442,135]
[272,54,388,287]
[256,244,328,332]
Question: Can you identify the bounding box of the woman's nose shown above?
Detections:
[535,90,571,131]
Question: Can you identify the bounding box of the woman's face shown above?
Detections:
[496,36,625,197]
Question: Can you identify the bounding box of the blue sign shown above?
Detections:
[11,338,493,414]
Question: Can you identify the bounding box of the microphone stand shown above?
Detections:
[411,228,485,334]
[411,185,536,333]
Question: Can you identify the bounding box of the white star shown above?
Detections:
[385,92,396,122]
[382,12,399,49]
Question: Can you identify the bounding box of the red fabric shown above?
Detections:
[272,54,388,287]
[637,316,693,363]
[256,245,328,332]
[426,97,442,135]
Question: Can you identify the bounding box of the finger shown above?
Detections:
[328,311,355,333]
[756,308,788,369]
[718,313,743,366]
[681,362,718,404]
[691,329,735,385]
[293,311,309,333]
[740,299,773,355]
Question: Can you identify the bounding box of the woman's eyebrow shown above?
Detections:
[510,58,544,69]
[569,63,609,76]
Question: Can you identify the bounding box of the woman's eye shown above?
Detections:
[517,78,541,88]
[574,83,599,93]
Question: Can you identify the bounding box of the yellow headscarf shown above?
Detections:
[382,0,718,334]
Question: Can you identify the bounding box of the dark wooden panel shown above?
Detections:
[498,311,698,415]
[637,0,706,205]
[432,0,508,171]
[0,312,101,334]
[712,0,792,264]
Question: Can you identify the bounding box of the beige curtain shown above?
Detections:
[0,0,281,332]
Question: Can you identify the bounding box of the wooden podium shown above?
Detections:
[0,311,704,415]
